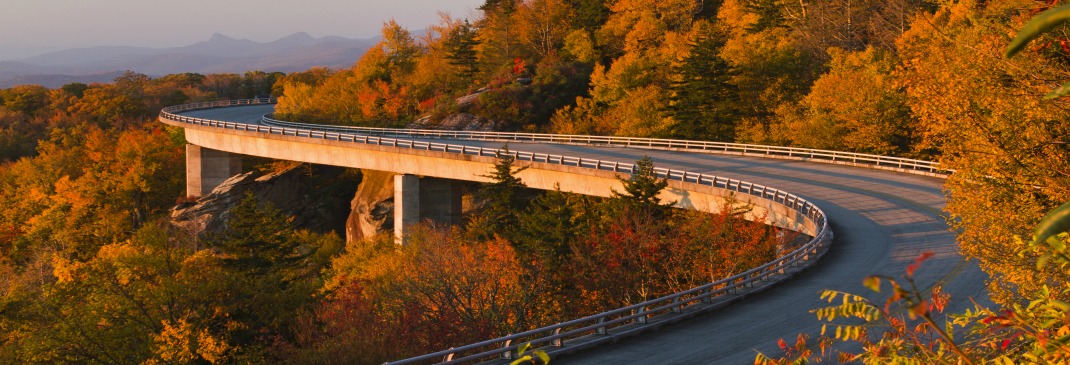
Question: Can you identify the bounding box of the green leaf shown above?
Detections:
[863,275,881,293]
[535,350,550,364]
[1037,253,1051,270]
[1050,299,1070,311]
[1005,4,1070,58]
[1035,201,1070,248]
[1044,81,1070,99]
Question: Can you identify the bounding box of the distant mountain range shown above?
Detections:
[0,32,377,88]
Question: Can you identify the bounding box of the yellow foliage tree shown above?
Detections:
[513,0,575,58]
[773,46,916,156]
[897,1,1070,305]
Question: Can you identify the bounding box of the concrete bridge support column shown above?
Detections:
[186,144,242,197]
[393,175,463,243]
[394,174,421,243]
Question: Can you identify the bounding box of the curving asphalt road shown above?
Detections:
[175,105,989,364]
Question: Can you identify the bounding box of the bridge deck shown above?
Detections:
[175,105,988,363]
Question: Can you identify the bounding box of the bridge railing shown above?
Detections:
[161,98,276,113]
[160,100,836,364]
[259,115,950,178]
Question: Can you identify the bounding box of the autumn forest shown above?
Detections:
[0,0,1069,363]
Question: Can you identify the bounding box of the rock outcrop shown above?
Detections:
[172,164,359,237]
[345,170,395,242]
[408,113,500,131]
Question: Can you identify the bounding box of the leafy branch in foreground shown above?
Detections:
[756,219,1070,364]
[1004,4,1070,99]
[756,7,1070,364]
[1034,201,1070,267]
[510,342,550,365]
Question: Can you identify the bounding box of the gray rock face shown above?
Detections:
[408,113,500,131]
[171,164,359,237]
[171,163,402,243]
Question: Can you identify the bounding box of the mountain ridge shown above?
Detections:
[0,32,377,88]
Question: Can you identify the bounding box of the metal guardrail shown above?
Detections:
[260,116,950,178]
[160,100,837,364]
[161,99,950,178]
[161,98,277,112]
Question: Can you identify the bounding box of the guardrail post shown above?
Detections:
[596,317,608,335]
[552,328,563,347]
[501,339,513,360]
[635,307,648,324]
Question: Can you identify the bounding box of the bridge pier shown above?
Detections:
[394,174,463,243]
[186,145,242,197]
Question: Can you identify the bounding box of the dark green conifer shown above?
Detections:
[209,193,302,275]
[665,24,739,142]
[611,156,675,219]
[468,146,529,241]
[569,0,610,31]
[743,0,787,32]
[516,185,581,259]
[445,20,480,81]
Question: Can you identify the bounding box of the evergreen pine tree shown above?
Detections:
[666,24,740,142]
[478,0,518,67]
[743,0,787,32]
[569,0,610,31]
[445,20,480,81]
[204,193,320,345]
[209,193,302,276]
[468,146,529,241]
[516,185,582,260]
[694,0,726,21]
[611,156,675,220]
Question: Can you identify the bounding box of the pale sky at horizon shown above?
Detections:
[0,0,485,61]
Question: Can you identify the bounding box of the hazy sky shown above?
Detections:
[0,0,485,60]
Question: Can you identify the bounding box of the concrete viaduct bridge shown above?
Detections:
[159,99,988,364]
